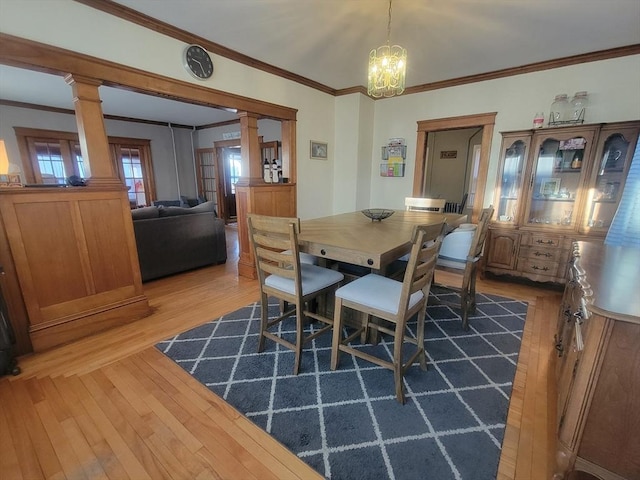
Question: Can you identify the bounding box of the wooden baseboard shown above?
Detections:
[30,296,152,352]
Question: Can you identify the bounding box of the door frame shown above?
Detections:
[413,112,497,223]
[213,139,241,223]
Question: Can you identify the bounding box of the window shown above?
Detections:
[110,139,155,207]
[33,140,67,184]
[15,128,155,206]
[606,140,640,247]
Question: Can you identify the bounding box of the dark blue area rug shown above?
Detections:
[156,286,527,480]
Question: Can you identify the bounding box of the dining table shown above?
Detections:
[298,210,467,274]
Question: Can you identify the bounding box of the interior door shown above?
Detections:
[195,148,217,210]
[222,146,241,221]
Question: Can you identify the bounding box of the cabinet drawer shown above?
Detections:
[526,234,563,247]
[517,257,559,276]
[519,245,563,262]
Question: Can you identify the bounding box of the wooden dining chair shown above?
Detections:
[247,214,344,375]
[434,205,494,330]
[405,197,447,213]
[331,222,446,404]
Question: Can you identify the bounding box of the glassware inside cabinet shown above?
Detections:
[527,136,586,227]
[497,140,526,222]
[586,133,631,230]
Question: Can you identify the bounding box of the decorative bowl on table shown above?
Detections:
[361,208,394,221]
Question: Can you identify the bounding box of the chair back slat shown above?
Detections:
[405,197,447,213]
[467,206,494,261]
[248,214,302,290]
[400,222,447,309]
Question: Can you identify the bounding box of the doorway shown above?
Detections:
[213,139,242,223]
[222,146,241,221]
[413,113,497,222]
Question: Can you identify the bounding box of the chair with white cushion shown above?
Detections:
[434,206,494,330]
[248,214,344,375]
[331,222,446,404]
[405,197,446,213]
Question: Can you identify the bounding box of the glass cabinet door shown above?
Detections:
[495,134,529,224]
[525,128,596,228]
[584,125,640,233]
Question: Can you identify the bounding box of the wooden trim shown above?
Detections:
[0,33,298,121]
[196,119,241,130]
[14,126,80,142]
[417,113,498,132]
[335,86,369,97]
[1,99,219,130]
[72,1,640,99]
[413,113,497,223]
[405,44,640,96]
[74,0,336,96]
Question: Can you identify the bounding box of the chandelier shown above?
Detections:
[367,0,407,98]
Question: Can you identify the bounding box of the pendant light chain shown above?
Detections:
[387,0,393,45]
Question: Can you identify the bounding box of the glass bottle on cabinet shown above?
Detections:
[495,133,530,224]
[584,124,640,232]
[524,128,597,228]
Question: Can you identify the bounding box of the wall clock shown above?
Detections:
[183,44,214,80]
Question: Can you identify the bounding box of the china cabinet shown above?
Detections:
[485,121,640,284]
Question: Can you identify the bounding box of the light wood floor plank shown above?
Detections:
[0,386,25,480]
[4,226,560,480]
[140,348,321,480]
[136,350,301,480]
[83,369,171,479]
[125,353,267,480]
[3,378,58,479]
[71,374,154,480]
[53,374,130,480]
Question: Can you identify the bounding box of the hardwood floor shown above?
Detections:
[1,224,561,479]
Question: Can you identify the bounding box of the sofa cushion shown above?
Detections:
[131,206,160,220]
[159,206,192,217]
[153,200,181,207]
[157,200,218,217]
[189,201,217,215]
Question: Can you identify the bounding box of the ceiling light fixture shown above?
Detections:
[367,0,407,98]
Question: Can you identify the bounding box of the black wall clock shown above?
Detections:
[183,44,214,80]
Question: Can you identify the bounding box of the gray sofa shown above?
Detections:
[131,201,227,282]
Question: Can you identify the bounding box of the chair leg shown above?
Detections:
[331,297,344,370]
[460,289,470,331]
[293,300,304,375]
[258,292,269,353]
[360,312,370,344]
[416,310,427,371]
[392,325,406,404]
[468,265,478,313]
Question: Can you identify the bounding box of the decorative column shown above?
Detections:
[236,112,297,278]
[236,112,265,278]
[236,112,264,188]
[64,74,121,187]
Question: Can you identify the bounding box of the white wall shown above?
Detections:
[333,94,375,213]
[368,55,640,210]
[0,0,337,220]
[2,0,639,219]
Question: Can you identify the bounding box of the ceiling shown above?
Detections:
[1,0,639,126]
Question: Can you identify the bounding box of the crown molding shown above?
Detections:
[39,2,640,100]
[74,0,337,96]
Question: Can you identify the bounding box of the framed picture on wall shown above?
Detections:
[310,141,328,160]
